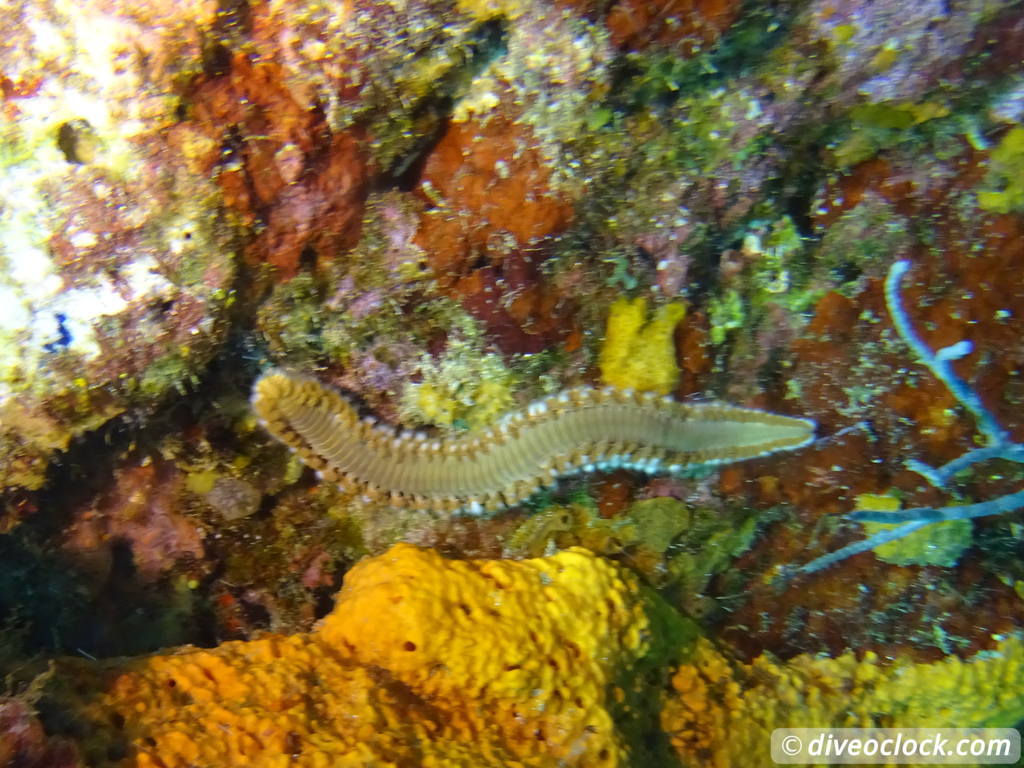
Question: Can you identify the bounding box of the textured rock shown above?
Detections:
[0,0,234,496]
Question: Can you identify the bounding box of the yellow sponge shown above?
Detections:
[662,634,1024,767]
[599,297,686,394]
[56,543,651,767]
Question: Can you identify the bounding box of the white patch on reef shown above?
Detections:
[0,168,175,402]
[0,1,179,404]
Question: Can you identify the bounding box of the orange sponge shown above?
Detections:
[57,543,650,767]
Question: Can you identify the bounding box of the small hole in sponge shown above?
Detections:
[403,641,417,651]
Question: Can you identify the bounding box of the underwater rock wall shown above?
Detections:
[1,0,1024,765]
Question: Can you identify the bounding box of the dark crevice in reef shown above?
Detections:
[0,242,275,662]
[605,0,801,115]
[386,16,510,190]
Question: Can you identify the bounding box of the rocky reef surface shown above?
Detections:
[2,0,1024,765]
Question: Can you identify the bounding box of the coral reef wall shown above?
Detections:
[2,0,1024,765]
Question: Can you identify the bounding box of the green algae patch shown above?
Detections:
[863,518,973,568]
[977,126,1024,214]
[834,100,952,167]
[854,493,973,568]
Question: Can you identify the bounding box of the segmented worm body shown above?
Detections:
[253,371,815,515]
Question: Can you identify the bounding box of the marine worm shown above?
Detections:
[253,371,815,515]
